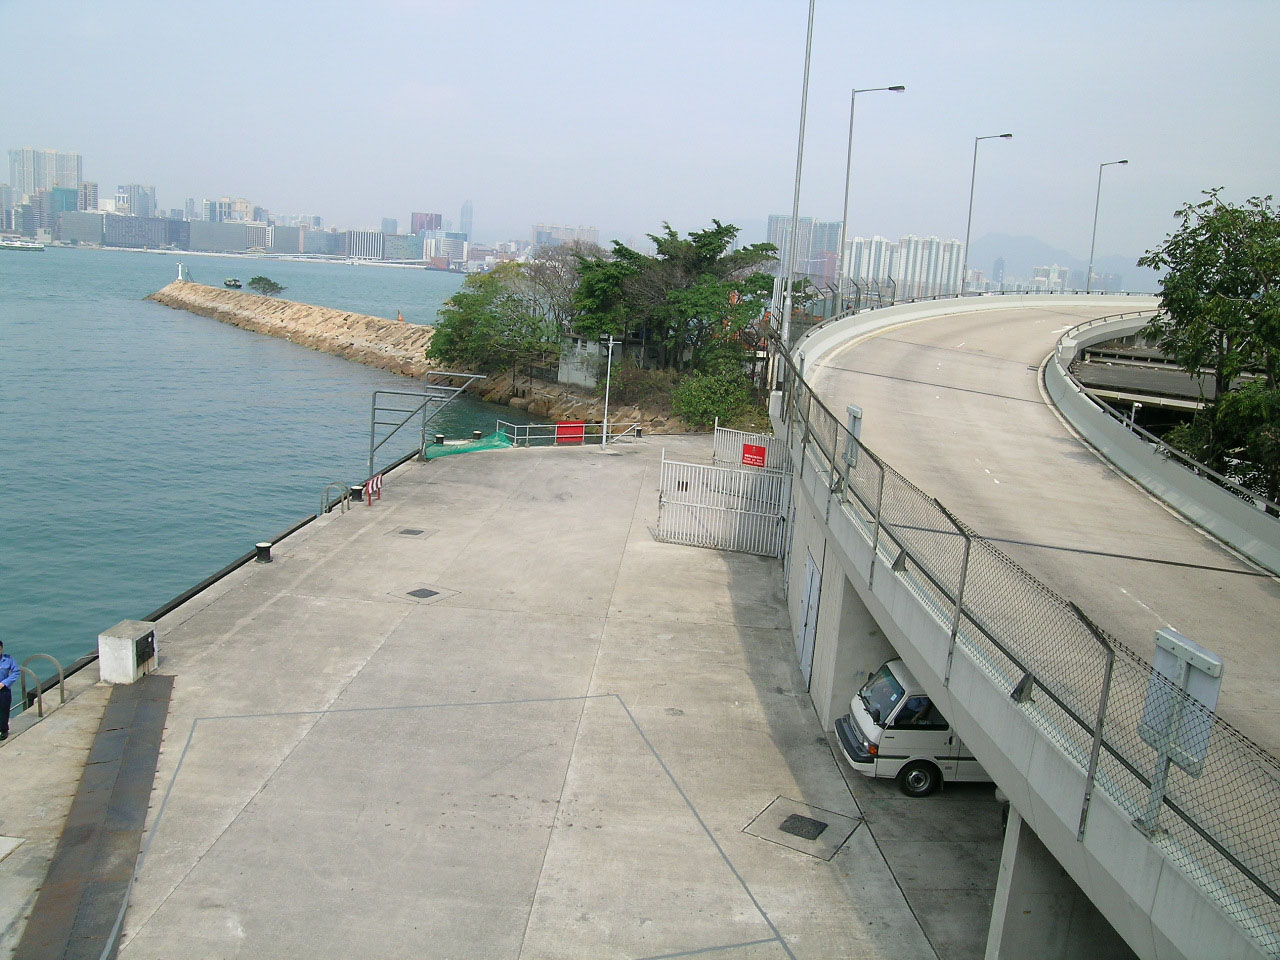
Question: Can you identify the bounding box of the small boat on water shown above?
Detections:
[1,237,44,251]
[224,278,242,288]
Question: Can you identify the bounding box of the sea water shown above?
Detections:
[0,247,526,681]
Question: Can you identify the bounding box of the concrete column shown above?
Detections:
[809,571,893,729]
[986,808,1135,960]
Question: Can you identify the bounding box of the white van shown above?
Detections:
[835,658,991,796]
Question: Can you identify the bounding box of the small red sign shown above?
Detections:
[556,421,586,444]
[742,443,767,468]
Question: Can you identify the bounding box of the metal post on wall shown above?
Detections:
[1071,602,1117,841]
[936,500,973,687]
[867,467,886,589]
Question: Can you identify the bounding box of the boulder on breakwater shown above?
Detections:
[146,280,436,377]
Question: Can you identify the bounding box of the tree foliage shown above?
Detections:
[247,275,285,296]
[1138,190,1280,501]
[573,220,776,371]
[428,263,559,375]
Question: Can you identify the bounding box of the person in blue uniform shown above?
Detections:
[0,640,20,741]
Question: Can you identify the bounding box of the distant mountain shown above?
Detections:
[969,232,1159,293]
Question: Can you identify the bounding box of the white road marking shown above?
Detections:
[1119,587,1162,620]
[993,478,1001,484]
[956,341,966,348]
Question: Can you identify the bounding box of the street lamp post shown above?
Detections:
[837,85,906,310]
[779,0,817,352]
[1086,159,1129,293]
[960,133,1013,296]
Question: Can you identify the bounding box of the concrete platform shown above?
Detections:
[2,435,1004,959]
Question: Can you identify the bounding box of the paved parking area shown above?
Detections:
[4,434,1005,959]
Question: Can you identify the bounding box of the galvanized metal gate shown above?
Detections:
[656,430,792,557]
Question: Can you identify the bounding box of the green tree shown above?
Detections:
[573,221,776,371]
[1138,190,1280,501]
[428,263,559,377]
[247,276,285,296]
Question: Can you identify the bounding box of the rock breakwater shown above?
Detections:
[147,280,436,377]
[147,280,693,433]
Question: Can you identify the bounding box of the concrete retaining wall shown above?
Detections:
[1045,316,1280,576]
[147,281,437,377]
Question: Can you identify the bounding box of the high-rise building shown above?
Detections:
[116,184,157,219]
[381,217,398,236]
[530,224,598,247]
[344,230,384,260]
[459,200,473,241]
[847,236,897,286]
[808,220,843,281]
[766,214,815,279]
[411,212,442,234]
[78,182,99,211]
[894,236,964,298]
[992,257,1005,285]
[8,148,82,195]
[185,198,200,221]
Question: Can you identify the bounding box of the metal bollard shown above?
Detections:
[435,434,445,445]
[255,542,273,563]
[472,430,482,440]
[350,484,364,502]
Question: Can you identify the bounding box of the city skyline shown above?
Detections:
[2,1,1276,266]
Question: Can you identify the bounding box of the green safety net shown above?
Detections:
[423,430,514,460]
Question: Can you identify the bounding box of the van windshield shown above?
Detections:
[861,664,906,727]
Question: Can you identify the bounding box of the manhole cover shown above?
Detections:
[407,588,439,599]
[399,528,426,536]
[779,814,828,841]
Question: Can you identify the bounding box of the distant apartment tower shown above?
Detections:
[766,214,814,279]
[531,224,598,247]
[992,257,1005,285]
[8,148,82,195]
[116,184,157,219]
[344,230,384,260]
[78,181,98,211]
[894,235,964,298]
[808,220,844,282]
[847,236,897,287]
[381,217,398,236]
[411,212,442,233]
[459,200,473,241]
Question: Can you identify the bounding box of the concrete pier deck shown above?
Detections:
[1,436,1001,959]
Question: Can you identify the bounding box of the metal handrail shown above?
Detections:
[321,482,351,515]
[18,665,44,719]
[20,654,65,713]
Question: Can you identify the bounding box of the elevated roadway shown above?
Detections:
[775,294,1280,959]
[807,299,1279,751]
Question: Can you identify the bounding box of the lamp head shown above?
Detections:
[888,85,906,92]
[999,133,1013,139]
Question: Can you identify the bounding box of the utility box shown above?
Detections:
[99,619,159,684]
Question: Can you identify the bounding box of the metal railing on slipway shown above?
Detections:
[495,420,642,446]
[773,336,1280,956]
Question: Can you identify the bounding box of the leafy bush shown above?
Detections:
[598,361,678,414]
[672,371,754,429]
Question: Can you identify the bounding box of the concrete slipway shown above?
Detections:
[1,436,1002,959]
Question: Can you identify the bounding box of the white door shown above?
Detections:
[797,549,821,687]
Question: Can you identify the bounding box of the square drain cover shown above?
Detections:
[743,796,860,860]
[779,814,828,841]
[407,588,439,599]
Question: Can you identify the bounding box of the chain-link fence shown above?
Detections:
[773,339,1280,955]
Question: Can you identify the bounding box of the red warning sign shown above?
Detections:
[742,443,767,468]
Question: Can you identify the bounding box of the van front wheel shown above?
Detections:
[898,761,941,798]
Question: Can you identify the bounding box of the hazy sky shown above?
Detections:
[4,0,1277,263]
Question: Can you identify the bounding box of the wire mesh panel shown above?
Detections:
[657,457,790,557]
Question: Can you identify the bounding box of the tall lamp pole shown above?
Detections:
[837,85,906,310]
[779,0,817,351]
[960,133,1012,295]
[1086,159,1129,293]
